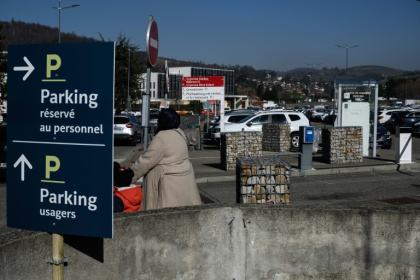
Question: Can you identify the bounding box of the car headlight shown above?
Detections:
[414,122,420,126]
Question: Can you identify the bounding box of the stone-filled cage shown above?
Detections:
[236,156,291,205]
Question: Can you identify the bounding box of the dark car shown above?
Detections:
[149,109,160,125]
[0,125,6,178]
[323,113,337,125]
[114,115,143,146]
[375,124,392,149]
[383,111,420,133]
[413,121,420,137]
[204,116,220,139]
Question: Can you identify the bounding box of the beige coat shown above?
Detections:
[131,128,202,210]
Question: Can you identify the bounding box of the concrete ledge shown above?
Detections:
[196,175,236,184]
[1,204,419,280]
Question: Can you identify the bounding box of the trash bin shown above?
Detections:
[187,125,201,150]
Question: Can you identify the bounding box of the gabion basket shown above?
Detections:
[236,156,291,205]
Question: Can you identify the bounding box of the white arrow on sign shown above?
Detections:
[13,154,33,181]
[13,56,35,81]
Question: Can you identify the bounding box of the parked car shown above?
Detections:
[313,109,332,121]
[383,111,417,133]
[308,108,329,121]
[395,111,420,131]
[247,106,261,112]
[176,109,194,115]
[377,109,410,124]
[413,121,420,137]
[323,112,337,125]
[200,109,215,115]
[210,111,256,141]
[212,111,310,148]
[121,109,141,117]
[114,115,143,146]
[375,124,392,149]
[0,125,6,178]
[203,116,220,139]
[149,109,160,125]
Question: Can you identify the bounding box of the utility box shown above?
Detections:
[395,126,412,164]
[299,126,314,170]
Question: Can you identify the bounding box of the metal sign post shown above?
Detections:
[142,16,158,151]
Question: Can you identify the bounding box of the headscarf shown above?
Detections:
[156,108,180,133]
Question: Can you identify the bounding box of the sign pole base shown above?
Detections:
[52,233,64,280]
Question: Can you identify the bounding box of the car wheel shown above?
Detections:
[130,133,138,146]
[291,133,299,149]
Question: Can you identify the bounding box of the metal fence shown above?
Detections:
[179,115,202,131]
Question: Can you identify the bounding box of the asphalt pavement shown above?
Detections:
[187,135,420,208]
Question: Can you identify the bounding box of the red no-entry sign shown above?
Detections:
[146,19,159,67]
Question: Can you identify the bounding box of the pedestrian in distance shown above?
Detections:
[114,166,143,213]
[130,108,202,210]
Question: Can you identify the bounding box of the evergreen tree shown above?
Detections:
[270,86,278,102]
[256,84,264,100]
[262,86,271,100]
[100,33,146,113]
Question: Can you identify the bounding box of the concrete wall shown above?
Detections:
[1,205,419,280]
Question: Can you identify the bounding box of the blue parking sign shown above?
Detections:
[7,42,115,238]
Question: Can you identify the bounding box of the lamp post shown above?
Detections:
[336,43,358,77]
[127,49,131,112]
[306,63,321,103]
[52,0,80,43]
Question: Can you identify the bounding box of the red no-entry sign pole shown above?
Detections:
[142,16,159,150]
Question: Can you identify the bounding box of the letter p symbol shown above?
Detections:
[46,54,61,78]
[45,156,60,179]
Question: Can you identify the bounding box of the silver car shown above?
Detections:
[114,115,143,146]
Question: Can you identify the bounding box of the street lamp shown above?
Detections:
[127,49,131,112]
[306,63,321,103]
[52,0,80,43]
[336,43,358,77]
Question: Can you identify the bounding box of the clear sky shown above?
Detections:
[1,0,419,72]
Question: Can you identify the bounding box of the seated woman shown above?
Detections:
[131,108,202,210]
